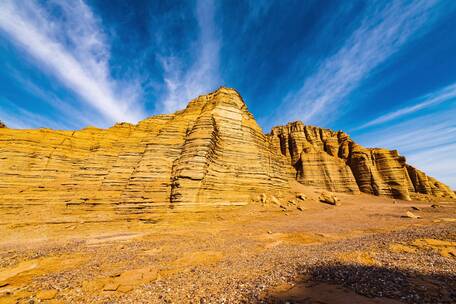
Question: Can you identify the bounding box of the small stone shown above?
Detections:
[411,206,421,211]
[319,192,340,206]
[259,193,267,204]
[270,195,280,205]
[403,211,421,219]
[296,193,306,200]
[297,206,304,211]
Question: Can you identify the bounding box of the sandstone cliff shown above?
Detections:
[0,88,454,218]
[268,121,455,200]
[0,88,292,217]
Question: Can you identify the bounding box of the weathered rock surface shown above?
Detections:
[269,121,455,200]
[406,165,454,199]
[0,88,292,218]
[0,88,454,220]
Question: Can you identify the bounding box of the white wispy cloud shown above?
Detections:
[406,143,456,189]
[5,67,106,128]
[0,97,73,129]
[275,0,443,126]
[354,108,456,189]
[355,83,456,130]
[158,0,221,113]
[0,0,145,125]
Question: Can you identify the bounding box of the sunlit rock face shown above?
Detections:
[0,87,292,217]
[0,87,454,219]
[269,123,360,194]
[268,121,455,200]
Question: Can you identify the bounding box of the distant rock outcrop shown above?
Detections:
[0,88,454,217]
[0,121,6,128]
[268,121,455,200]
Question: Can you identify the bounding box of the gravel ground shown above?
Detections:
[1,200,455,304]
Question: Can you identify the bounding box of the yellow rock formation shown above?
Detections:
[0,88,292,220]
[0,87,454,221]
[268,121,455,200]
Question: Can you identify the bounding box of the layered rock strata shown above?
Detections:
[0,88,292,218]
[269,121,455,200]
[0,88,454,221]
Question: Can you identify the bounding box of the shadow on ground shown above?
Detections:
[260,263,456,304]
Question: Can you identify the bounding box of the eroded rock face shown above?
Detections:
[0,88,454,219]
[0,88,293,216]
[406,165,455,198]
[269,123,359,194]
[269,121,455,200]
[168,88,293,207]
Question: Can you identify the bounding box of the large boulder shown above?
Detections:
[319,192,340,206]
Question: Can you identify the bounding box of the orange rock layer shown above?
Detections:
[268,121,455,200]
[0,88,292,217]
[0,88,454,216]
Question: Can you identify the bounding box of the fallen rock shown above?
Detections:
[36,289,58,300]
[297,206,304,211]
[296,193,306,200]
[403,211,421,219]
[431,204,441,208]
[318,192,340,206]
[259,193,267,204]
[411,206,421,211]
[270,195,280,205]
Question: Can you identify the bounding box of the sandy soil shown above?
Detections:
[0,185,455,304]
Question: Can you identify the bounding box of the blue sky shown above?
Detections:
[0,0,455,188]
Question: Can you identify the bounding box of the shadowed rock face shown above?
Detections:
[269,121,455,200]
[0,88,454,214]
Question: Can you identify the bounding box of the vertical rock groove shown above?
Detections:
[268,121,455,200]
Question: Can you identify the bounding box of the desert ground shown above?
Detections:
[1,184,455,304]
